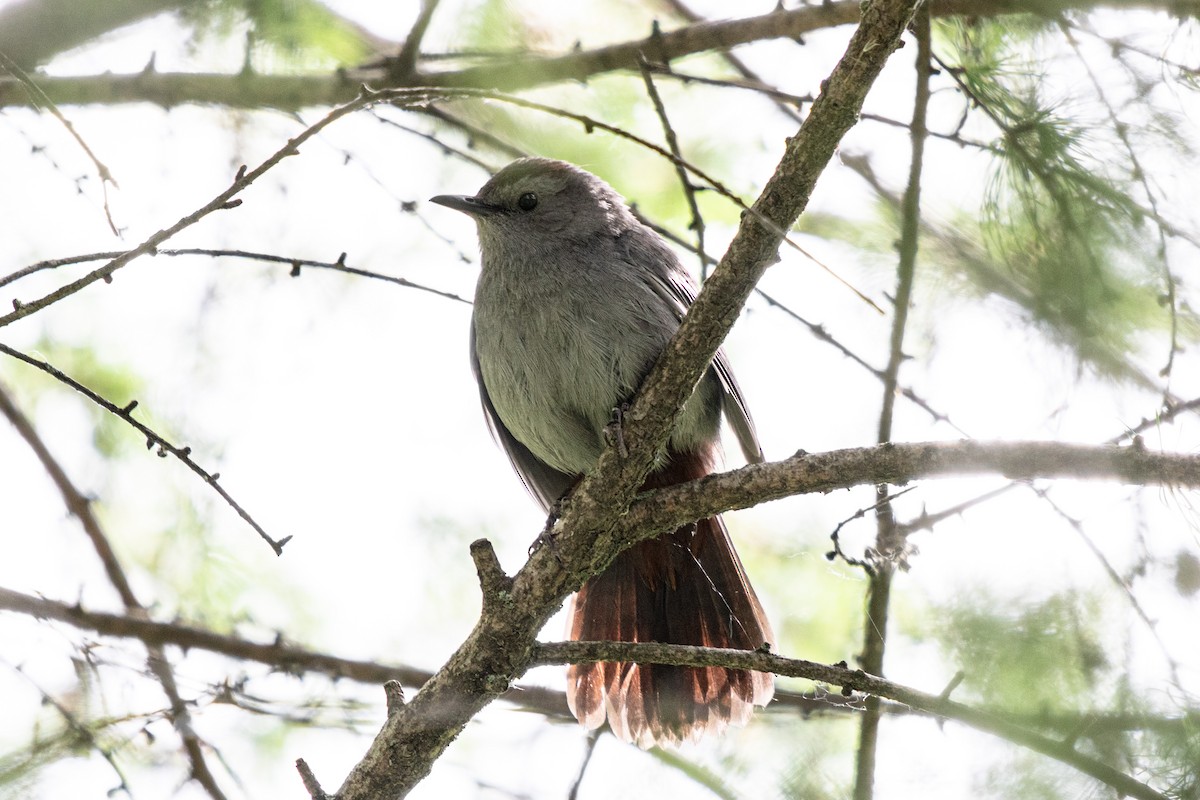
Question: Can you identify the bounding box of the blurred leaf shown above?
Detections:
[772,717,853,800]
[926,590,1111,712]
[975,748,1088,800]
[1174,551,1200,597]
[646,747,739,800]
[182,0,372,67]
[926,18,1200,385]
[1151,713,1200,798]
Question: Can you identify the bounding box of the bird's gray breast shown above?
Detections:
[471,251,680,476]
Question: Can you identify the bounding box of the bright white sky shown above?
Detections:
[1,2,1198,799]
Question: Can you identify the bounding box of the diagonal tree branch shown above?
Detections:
[328,4,922,797]
[387,0,441,81]
[0,341,287,554]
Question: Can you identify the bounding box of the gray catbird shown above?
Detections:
[431,158,773,747]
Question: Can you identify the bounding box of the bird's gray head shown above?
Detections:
[430,158,632,253]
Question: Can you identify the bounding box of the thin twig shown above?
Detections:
[638,57,709,277]
[162,249,471,304]
[1108,396,1200,445]
[1,246,470,305]
[753,285,969,435]
[0,250,126,289]
[0,86,441,330]
[371,111,494,171]
[1030,484,1186,691]
[566,728,602,800]
[826,486,918,575]
[636,213,967,433]
[640,60,812,112]
[0,51,120,234]
[854,12,932,799]
[418,105,529,160]
[0,341,289,555]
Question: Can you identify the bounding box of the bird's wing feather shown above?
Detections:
[470,325,576,512]
[624,230,764,465]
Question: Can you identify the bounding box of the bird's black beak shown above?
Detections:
[429,194,505,217]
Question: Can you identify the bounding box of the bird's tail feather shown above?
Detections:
[566,448,774,747]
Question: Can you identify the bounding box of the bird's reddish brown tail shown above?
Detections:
[565,447,774,748]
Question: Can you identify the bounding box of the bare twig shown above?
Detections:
[1,247,470,304]
[638,57,709,277]
[0,87,440,330]
[753,286,969,435]
[634,215,967,433]
[0,342,288,555]
[1030,484,1186,690]
[296,758,329,800]
[640,60,812,114]
[855,11,932,800]
[827,487,918,575]
[567,728,602,800]
[163,248,471,304]
[0,250,126,289]
[1109,396,1200,445]
[0,51,120,234]
[370,111,495,170]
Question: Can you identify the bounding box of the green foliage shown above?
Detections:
[130,495,310,634]
[182,0,371,67]
[915,19,1199,383]
[927,590,1110,712]
[0,726,85,800]
[773,717,853,800]
[1150,712,1200,799]
[460,0,538,51]
[974,749,1085,800]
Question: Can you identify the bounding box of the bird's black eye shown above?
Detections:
[517,192,538,211]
